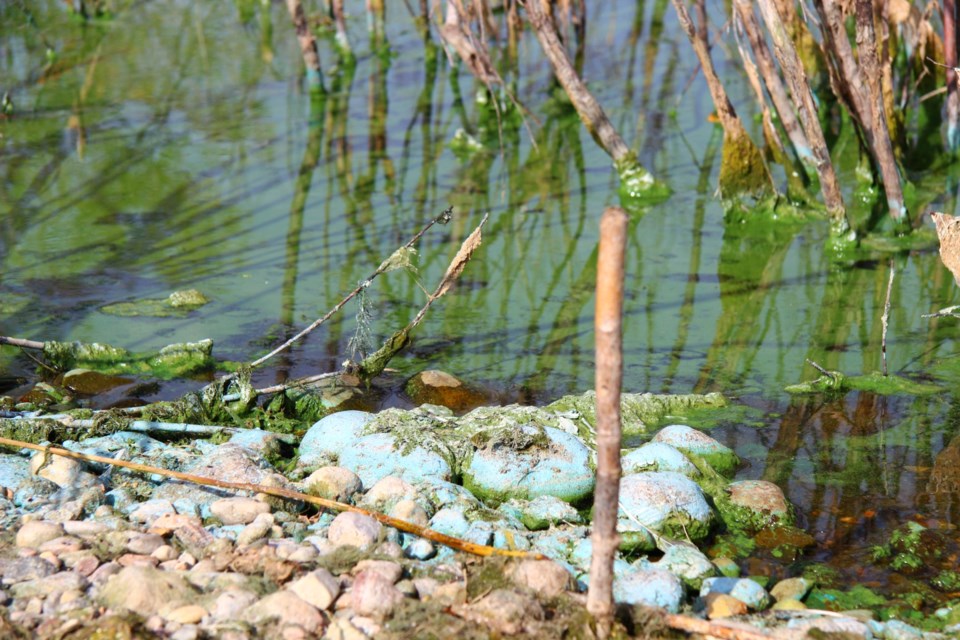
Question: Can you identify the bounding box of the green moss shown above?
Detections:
[708,533,755,560]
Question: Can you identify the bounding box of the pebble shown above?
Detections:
[288,568,341,610]
[211,497,272,525]
[352,560,403,584]
[705,592,748,618]
[506,559,571,596]
[328,512,381,550]
[16,520,64,548]
[350,570,405,618]
[700,577,771,610]
[242,591,324,634]
[304,467,363,503]
[236,512,275,546]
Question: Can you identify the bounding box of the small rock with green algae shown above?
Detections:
[637,544,717,591]
[785,370,941,396]
[652,424,739,477]
[545,390,726,439]
[616,471,714,552]
[462,424,594,507]
[714,479,795,534]
[496,496,582,531]
[622,442,699,477]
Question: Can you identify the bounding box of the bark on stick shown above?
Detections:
[586,206,628,637]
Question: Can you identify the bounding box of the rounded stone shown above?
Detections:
[638,544,716,590]
[506,559,572,596]
[287,568,340,610]
[721,480,795,531]
[613,568,684,612]
[210,497,272,525]
[617,472,714,551]
[700,577,771,610]
[463,425,594,505]
[705,592,748,618]
[29,453,90,488]
[98,566,197,616]
[622,442,699,477]
[298,411,375,468]
[351,570,405,618]
[652,425,739,476]
[16,521,65,549]
[388,499,429,527]
[338,432,452,487]
[362,476,418,512]
[164,604,207,624]
[241,591,324,634]
[328,512,381,550]
[303,467,362,503]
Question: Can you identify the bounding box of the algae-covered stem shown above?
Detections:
[587,207,627,636]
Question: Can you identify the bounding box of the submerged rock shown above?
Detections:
[405,370,487,412]
[652,424,739,476]
[462,425,594,505]
[617,472,714,551]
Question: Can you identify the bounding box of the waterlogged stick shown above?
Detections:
[587,207,628,637]
[0,436,541,559]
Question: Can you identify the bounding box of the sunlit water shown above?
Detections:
[3,0,960,604]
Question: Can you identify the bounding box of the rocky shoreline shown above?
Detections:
[0,391,957,639]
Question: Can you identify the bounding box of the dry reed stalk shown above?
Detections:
[671,0,773,199]
[330,0,351,55]
[855,0,905,220]
[524,0,657,188]
[285,0,326,92]
[755,0,846,224]
[733,0,813,168]
[946,0,960,148]
[0,435,541,559]
[586,207,627,637]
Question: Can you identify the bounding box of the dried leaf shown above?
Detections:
[932,212,960,286]
[435,214,489,298]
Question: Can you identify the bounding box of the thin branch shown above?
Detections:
[239,207,453,376]
[0,336,45,350]
[0,435,542,559]
[881,261,895,376]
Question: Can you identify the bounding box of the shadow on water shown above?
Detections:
[5,0,960,606]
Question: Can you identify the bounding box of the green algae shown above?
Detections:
[545,391,727,440]
[41,339,215,380]
[718,130,774,201]
[785,370,942,396]
[615,153,671,204]
[101,289,210,318]
[805,585,887,612]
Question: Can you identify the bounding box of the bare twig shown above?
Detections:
[587,207,627,638]
[881,261,895,376]
[0,435,542,559]
[239,207,453,376]
[0,336,45,350]
[805,359,832,376]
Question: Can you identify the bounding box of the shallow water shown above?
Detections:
[3,0,960,606]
